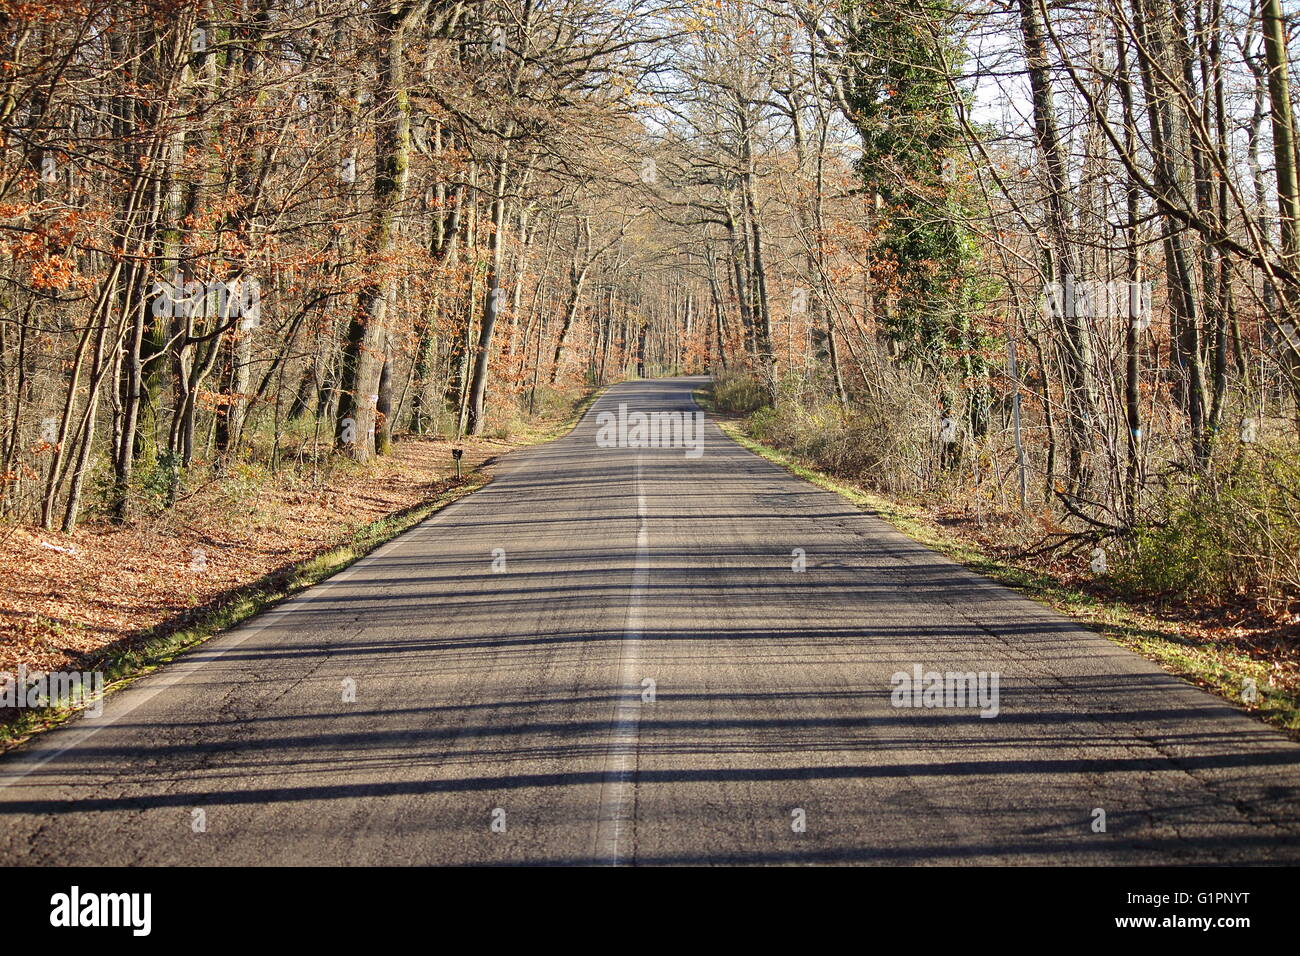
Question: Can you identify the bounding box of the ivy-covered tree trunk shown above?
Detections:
[337,0,429,461]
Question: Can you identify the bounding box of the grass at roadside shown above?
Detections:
[512,386,604,444]
[0,387,604,752]
[696,388,1300,739]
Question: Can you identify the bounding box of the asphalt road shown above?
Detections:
[3,376,1299,865]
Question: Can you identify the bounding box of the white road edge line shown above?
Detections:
[594,454,647,865]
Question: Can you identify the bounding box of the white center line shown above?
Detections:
[594,455,648,865]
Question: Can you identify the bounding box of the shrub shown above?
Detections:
[711,370,767,414]
[747,376,934,496]
[1113,439,1300,614]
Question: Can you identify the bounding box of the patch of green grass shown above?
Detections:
[708,407,1300,739]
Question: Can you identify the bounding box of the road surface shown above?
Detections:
[3,376,1299,865]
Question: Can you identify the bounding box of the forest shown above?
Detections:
[1,0,1298,628]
